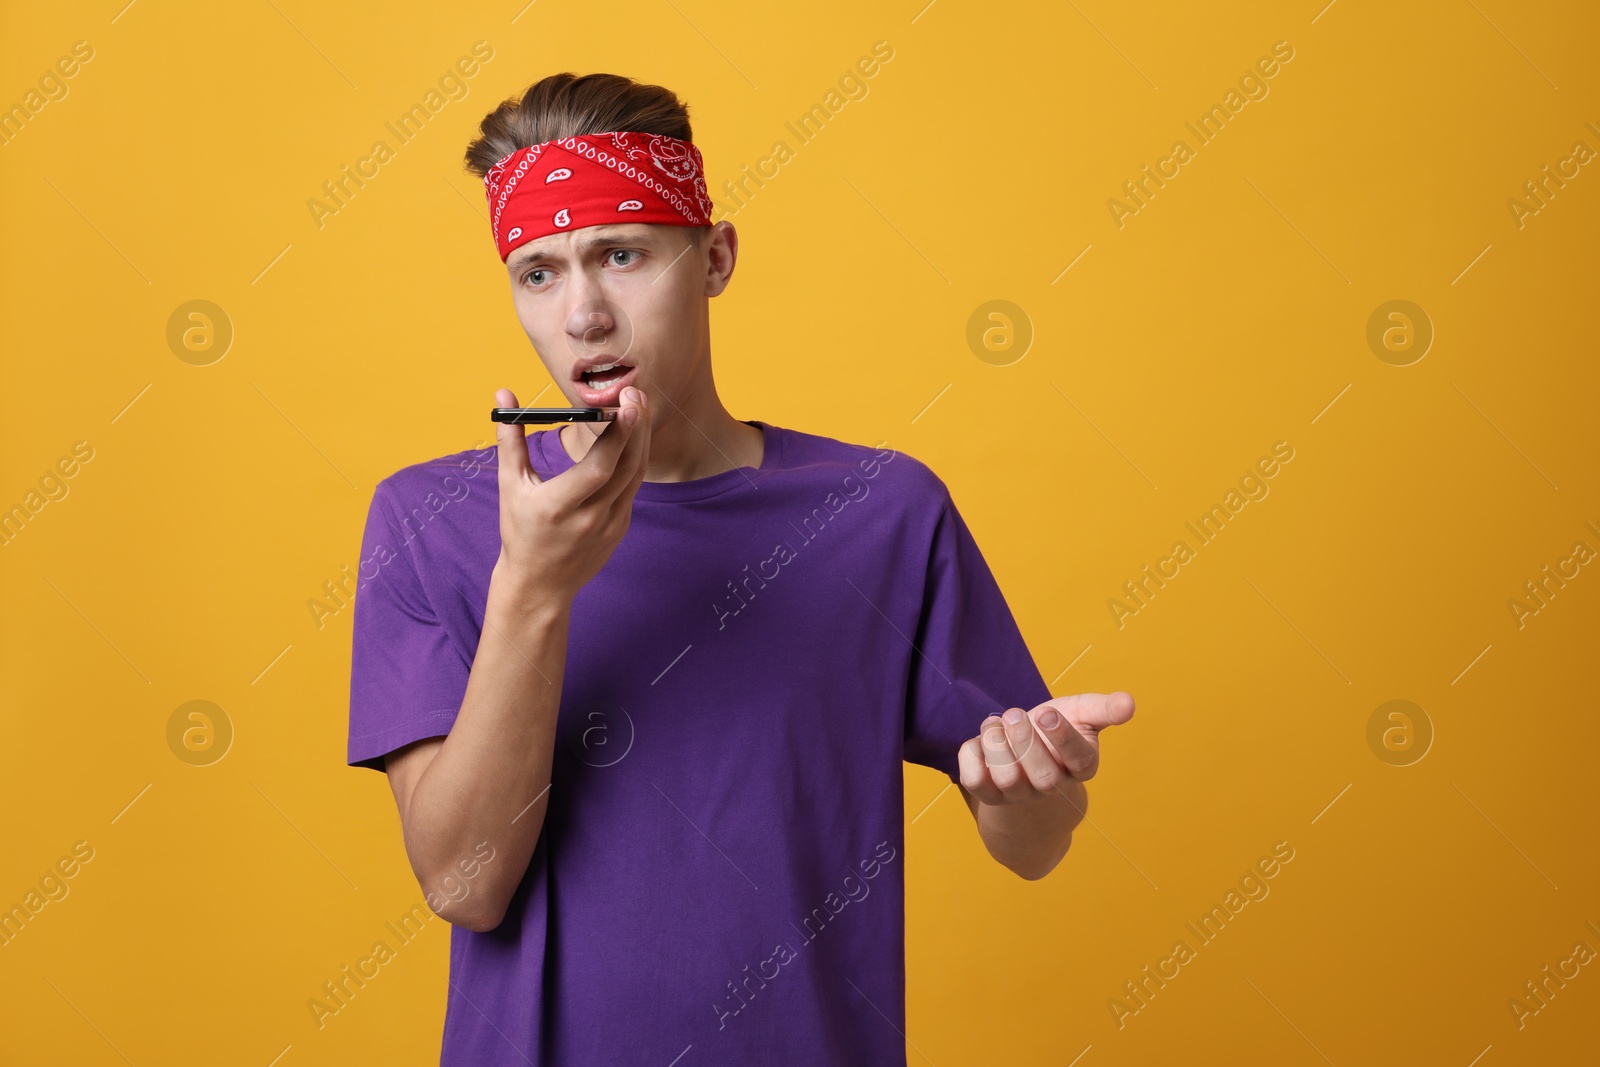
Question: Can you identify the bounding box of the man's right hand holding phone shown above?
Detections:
[491,384,650,603]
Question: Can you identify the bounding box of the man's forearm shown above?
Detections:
[402,562,571,929]
[972,777,1087,881]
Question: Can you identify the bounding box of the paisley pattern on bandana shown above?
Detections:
[484,131,714,262]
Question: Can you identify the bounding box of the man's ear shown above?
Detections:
[703,221,737,297]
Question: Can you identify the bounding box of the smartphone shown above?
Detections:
[490,407,618,424]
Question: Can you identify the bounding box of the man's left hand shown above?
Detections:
[957,691,1136,806]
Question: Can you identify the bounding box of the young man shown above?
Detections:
[348,72,1134,1065]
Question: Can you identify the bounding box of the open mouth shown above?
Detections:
[572,360,640,406]
[578,361,633,389]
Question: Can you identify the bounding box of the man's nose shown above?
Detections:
[566,305,614,349]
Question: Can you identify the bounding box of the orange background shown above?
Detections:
[2,1,1597,1063]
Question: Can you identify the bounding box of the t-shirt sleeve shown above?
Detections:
[903,492,1053,784]
[346,481,470,772]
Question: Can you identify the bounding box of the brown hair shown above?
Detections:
[463,72,696,176]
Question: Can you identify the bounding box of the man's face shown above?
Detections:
[505,223,710,411]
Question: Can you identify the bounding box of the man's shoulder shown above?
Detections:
[370,439,502,508]
[773,423,951,506]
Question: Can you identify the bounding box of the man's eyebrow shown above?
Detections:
[507,231,654,272]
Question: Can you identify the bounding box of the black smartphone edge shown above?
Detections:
[490,407,618,424]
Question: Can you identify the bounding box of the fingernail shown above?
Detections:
[623,387,639,404]
[1039,709,1061,729]
[1002,707,1023,726]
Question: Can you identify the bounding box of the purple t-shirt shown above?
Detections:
[347,419,1051,1065]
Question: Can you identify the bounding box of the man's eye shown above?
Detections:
[524,269,547,286]
[609,250,637,266]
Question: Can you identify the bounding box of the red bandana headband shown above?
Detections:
[483,130,715,262]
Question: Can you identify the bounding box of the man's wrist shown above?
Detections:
[488,557,573,627]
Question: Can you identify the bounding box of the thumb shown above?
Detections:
[1046,691,1136,732]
